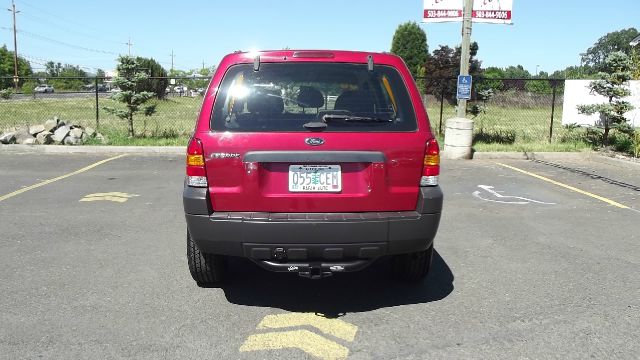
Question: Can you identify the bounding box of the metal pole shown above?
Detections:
[439,85,445,135]
[456,0,473,118]
[9,0,20,91]
[549,82,557,143]
[95,77,100,131]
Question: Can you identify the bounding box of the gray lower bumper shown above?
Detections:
[185,211,441,259]
[183,185,443,261]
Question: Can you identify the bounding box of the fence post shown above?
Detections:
[94,77,100,131]
[549,81,557,143]
[439,86,445,135]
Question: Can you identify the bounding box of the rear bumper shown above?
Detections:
[183,185,442,261]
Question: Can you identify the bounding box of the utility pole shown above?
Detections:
[125,37,133,56]
[170,50,175,71]
[8,0,20,91]
[456,0,473,118]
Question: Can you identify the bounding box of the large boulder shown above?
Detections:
[43,119,58,132]
[14,128,35,144]
[84,127,96,137]
[70,128,84,139]
[29,124,45,135]
[22,137,36,145]
[63,135,81,145]
[52,125,70,144]
[0,131,16,144]
[35,131,53,145]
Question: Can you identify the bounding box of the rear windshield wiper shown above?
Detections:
[322,114,393,123]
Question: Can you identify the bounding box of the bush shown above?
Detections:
[612,132,633,153]
[473,128,516,144]
[21,80,37,95]
[0,88,13,99]
[559,124,588,143]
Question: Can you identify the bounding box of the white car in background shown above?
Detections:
[34,84,54,93]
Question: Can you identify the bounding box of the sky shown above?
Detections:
[0,0,638,75]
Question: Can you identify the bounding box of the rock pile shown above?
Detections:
[0,117,107,145]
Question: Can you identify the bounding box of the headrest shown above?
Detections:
[297,86,324,109]
[247,91,284,115]
[334,90,374,113]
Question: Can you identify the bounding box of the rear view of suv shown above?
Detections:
[183,50,443,286]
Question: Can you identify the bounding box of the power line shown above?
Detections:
[0,26,119,55]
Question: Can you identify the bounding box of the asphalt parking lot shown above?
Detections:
[1,152,639,359]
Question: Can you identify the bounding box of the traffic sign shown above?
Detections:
[457,75,472,100]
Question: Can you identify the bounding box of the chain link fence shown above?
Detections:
[419,77,566,144]
[0,76,209,141]
[1,76,568,145]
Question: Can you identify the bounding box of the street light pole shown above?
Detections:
[456,0,473,118]
[8,0,20,91]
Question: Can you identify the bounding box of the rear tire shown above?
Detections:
[391,245,434,282]
[187,230,225,286]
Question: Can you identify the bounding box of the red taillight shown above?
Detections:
[186,138,207,187]
[421,138,440,186]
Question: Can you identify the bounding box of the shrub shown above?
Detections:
[473,128,516,144]
[0,88,13,99]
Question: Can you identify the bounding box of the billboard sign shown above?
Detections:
[423,0,513,24]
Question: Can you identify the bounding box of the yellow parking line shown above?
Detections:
[0,154,128,203]
[258,313,358,342]
[496,162,629,209]
[240,329,350,360]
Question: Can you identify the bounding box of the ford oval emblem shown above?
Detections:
[305,137,324,146]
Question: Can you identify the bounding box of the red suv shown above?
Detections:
[183,50,442,285]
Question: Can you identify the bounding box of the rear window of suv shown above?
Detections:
[210,63,417,132]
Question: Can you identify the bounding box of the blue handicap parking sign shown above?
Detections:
[457,75,472,100]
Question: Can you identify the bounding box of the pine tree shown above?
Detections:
[577,52,634,146]
[104,56,157,137]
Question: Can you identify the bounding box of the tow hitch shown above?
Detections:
[256,259,373,279]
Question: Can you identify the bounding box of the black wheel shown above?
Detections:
[187,230,225,286]
[391,245,434,282]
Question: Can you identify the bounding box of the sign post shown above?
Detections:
[456,0,473,118]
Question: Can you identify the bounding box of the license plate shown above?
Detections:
[288,165,342,192]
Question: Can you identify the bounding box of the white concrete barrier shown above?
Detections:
[443,117,474,159]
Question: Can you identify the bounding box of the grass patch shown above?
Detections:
[473,141,591,152]
[426,102,589,152]
[0,96,200,134]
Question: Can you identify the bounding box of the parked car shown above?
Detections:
[183,50,443,286]
[174,85,188,94]
[34,84,54,93]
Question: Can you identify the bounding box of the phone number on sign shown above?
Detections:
[473,10,511,20]
[424,9,462,18]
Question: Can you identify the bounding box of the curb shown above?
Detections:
[470,151,591,161]
[0,144,184,155]
[2,145,639,168]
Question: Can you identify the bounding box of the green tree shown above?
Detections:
[577,52,634,146]
[45,61,62,77]
[525,71,553,94]
[581,28,639,71]
[550,65,595,80]
[423,42,482,101]
[49,64,89,90]
[477,66,505,93]
[135,57,168,99]
[95,69,106,84]
[104,56,157,137]
[390,22,428,79]
[0,45,33,89]
[631,48,640,80]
